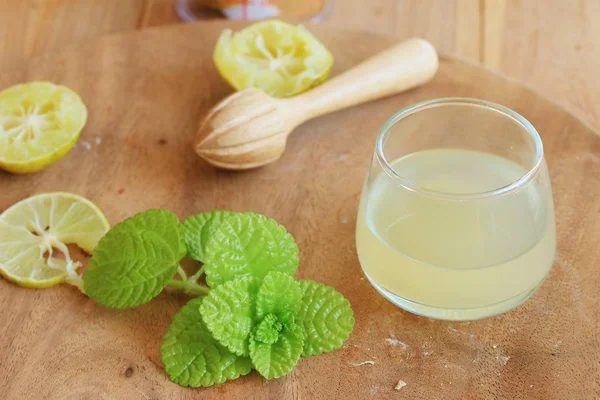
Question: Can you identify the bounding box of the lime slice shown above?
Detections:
[0,82,87,174]
[0,193,109,289]
[214,20,334,98]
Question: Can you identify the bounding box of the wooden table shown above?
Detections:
[0,2,599,400]
[1,19,599,400]
[1,0,598,130]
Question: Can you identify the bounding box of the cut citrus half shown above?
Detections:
[0,82,88,174]
[214,20,334,98]
[0,193,109,289]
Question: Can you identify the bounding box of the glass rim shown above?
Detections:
[375,97,545,200]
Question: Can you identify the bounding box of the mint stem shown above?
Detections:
[177,265,188,281]
[167,279,210,295]
[188,265,205,284]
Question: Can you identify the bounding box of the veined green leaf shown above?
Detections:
[249,321,304,380]
[161,297,252,388]
[204,213,299,287]
[199,276,255,356]
[296,280,355,357]
[83,209,184,309]
[182,211,234,262]
[255,272,302,322]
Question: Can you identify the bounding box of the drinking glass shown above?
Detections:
[356,98,556,321]
[176,0,334,23]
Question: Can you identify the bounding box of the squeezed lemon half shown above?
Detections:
[0,82,87,174]
[0,193,109,289]
[214,20,334,98]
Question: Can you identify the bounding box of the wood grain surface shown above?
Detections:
[1,0,598,132]
[0,22,599,400]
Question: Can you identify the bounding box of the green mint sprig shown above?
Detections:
[83,209,354,388]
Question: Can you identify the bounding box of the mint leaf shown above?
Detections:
[118,208,186,259]
[84,209,184,309]
[279,310,295,329]
[182,211,234,262]
[255,272,302,321]
[204,213,299,287]
[296,280,355,357]
[199,276,255,356]
[249,321,304,380]
[253,314,282,345]
[161,297,252,388]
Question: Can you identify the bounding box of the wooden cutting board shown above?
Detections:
[0,21,598,400]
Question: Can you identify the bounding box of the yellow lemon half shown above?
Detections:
[0,82,87,174]
[214,20,334,98]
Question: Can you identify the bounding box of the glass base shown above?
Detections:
[364,273,546,321]
[175,0,334,23]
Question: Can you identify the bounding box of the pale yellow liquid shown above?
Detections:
[356,149,556,320]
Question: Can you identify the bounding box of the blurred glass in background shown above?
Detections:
[176,0,334,23]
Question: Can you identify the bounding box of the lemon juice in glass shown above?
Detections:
[356,98,556,320]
